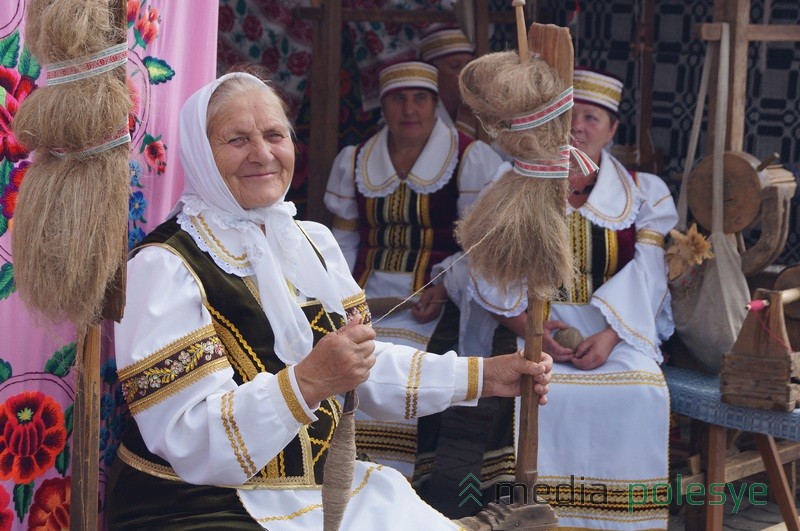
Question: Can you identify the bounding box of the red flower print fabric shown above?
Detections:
[0,392,66,484]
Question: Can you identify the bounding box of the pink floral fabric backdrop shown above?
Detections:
[0,1,218,528]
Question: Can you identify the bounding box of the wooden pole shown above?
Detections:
[511,1,539,489]
[516,291,543,486]
[71,325,101,531]
[634,0,657,173]
[707,0,749,153]
[512,0,529,61]
[473,0,491,58]
[516,23,572,509]
[306,0,341,225]
[69,2,128,528]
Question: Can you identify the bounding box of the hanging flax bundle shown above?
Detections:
[12,148,129,324]
[23,0,115,60]
[455,51,573,299]
[14,0,130,151]
[14,73,130,152]
[11,0,131,326]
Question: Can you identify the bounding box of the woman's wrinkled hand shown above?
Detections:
[482,351,553,405]
[411,283,448,323]
[542,320,575,362]
[571,327,620,371]
[294,317,376,406]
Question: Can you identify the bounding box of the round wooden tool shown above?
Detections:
[686,151,763,234]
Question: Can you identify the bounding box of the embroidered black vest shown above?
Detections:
[118,217,357,488]
[554,171,638,304]
[352,131,474,291]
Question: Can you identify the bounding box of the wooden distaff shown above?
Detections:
[457,21,573,531]
[11,1,131,529]
[517,23,574,490]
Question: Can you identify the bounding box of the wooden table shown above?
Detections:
[664,366,800,531]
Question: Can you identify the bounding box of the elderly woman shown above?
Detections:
[325,61,503,485]
[105,72,550,530]
[470,68,679,529]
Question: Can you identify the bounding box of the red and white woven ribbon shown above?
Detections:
[513,145,598,179]
[509,87,573,131]
[45,43,128,85]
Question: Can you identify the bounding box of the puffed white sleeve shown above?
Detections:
[300,222,486,416]
[298,221,363,297]
[468,273,528,318]
[356,342,484,419]
[115,246,319,486]
[324,145,360,272]
[591,173,679,362]
[456,140,505,214]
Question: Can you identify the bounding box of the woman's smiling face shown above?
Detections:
[207,87,295,210]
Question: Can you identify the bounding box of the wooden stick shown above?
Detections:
[70,2,128,528]
[514,21,573,494]
[71,325,101,531]
[516,291,544,487]
[512,0,529,62]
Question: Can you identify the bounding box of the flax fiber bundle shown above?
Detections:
[23,0,115,60]
[12,148,129,324]
[14,75,130,152]
[11,0,130,325]
[14,0,130,151]
[456,51,572,299]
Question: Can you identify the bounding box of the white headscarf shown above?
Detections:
[175,72,346,364]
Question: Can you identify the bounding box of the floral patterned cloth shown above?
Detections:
[0,1,218,528]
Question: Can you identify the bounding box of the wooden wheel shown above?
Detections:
[687,151,763,234]
[686,151,796,275]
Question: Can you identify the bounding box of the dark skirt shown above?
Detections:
[105,457,263,530]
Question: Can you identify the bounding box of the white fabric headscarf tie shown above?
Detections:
[175,72,346,364]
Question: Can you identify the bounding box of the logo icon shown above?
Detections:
[459,472,482,507]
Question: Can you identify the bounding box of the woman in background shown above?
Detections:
[470,67,678,530]
[325,61,503,486]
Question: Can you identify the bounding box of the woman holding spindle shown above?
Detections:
[106,71,552,530]
[469,67,678,530]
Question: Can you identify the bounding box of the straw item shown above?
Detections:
[11,0,131,326]
[456,20,572,524]
[12,147,129,325]
[456,51,573,300]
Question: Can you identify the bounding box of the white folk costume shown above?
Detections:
[470,150,678,530]
[325,62,503,483]
[435,99,479,140]
[106,72,484,531]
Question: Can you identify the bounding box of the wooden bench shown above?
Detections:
[664,366,800,530]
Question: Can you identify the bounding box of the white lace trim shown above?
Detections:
[592,297,663,364]
[573,158,643,231]
[177,200,255,278]
[467,280,526,318]
[354,129,460,198]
